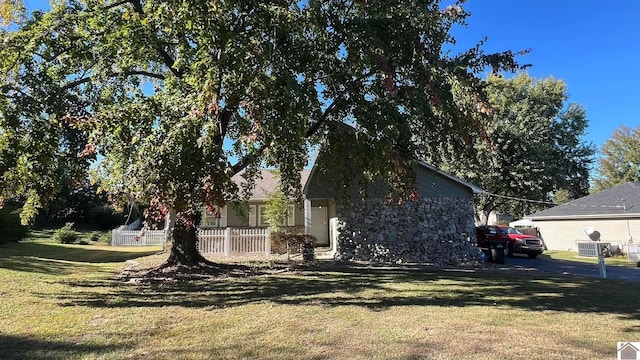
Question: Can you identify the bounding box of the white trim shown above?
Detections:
[258,205,268,226]
[418,161,484,194]
[304,199,312,233]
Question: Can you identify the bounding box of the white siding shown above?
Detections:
[533,218,640,251]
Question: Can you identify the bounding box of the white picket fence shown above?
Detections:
[110,228,168,246]
[110,227,272,256]
[198,228,271,256]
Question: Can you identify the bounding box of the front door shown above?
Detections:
[311,207,329,246]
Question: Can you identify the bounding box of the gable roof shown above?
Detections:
[418,161,484,194]
[235,162,482,201]
[231,169,311,200]
[527,182,640,220]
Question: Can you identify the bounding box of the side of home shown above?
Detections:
[525,182,640,252]
[326,162,482,264]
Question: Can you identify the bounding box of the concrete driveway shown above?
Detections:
[500,255,640,282]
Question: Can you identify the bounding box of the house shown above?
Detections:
[203,159,483,264]
[618,342,640,360]
[524,182,640,252]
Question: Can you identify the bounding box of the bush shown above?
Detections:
[89,232,101,242]
[53,223,78,244]
[270,231,316,261]
[0,206,28,244]
[98,232,111,244]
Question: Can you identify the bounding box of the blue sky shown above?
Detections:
[450,0,640,157]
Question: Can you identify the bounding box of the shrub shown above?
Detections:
[270,231,316,261]
[89,232,101,242]
[53,223,78,244]
[98,232,111,244]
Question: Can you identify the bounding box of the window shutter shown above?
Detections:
[219,206,227,227]
[249,205,257,227]
[287,204,295,226]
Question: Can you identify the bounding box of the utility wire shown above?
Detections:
[481,191,557,205]
[482,191,627,208]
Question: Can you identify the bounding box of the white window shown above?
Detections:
[202,206,227,228]
[258,204,295,227]
[258,205,268,227]
[286,204,295,226]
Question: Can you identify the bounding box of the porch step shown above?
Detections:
[315,248,335,260]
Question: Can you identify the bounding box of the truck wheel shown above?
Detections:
[528,252,539,259]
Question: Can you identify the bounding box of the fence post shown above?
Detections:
[224,227,231,257]
[111,229,116,246]
[265,228,271,256]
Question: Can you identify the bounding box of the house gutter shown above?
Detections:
[526,213,640,221]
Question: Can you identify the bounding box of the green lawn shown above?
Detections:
[1,239,638,360]
[542,250,637,267]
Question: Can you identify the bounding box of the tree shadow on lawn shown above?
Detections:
[0,257,84,275]
[0,333,126,360]
[0,242,162,273]
[53,264,640,324]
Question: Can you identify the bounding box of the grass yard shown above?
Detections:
[542,250,636,267]
[1,239,639,360]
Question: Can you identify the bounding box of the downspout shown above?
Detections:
[623,199,633,242]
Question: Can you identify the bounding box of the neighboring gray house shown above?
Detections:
[525,182,640,252]
[205,160,483,264]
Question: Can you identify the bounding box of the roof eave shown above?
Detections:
[527,213,640,221]
[417,161,485,194]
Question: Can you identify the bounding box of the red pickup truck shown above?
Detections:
[476,225,544,259]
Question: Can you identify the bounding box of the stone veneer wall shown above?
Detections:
[335,197,479,265]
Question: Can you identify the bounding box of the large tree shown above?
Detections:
[593,125,640,192]
[1,0,522,268]
[427,74,595,221]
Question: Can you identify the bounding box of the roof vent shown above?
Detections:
[583,227,601,241]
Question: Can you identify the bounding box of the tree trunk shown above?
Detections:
[162,208,213,268]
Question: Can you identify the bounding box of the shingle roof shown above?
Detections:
[231,169,311,200]
[527,182,640,219]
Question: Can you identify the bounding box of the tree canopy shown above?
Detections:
[593,125,640,192]
[1,0,523,266]
[427,73,595,221]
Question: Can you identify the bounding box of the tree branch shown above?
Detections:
[130,0,184,79]
[103,0,133,11]
[61,70,166,90]
[231,143,269,175]
[306,69,377,138]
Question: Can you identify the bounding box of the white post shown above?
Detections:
[304,198,312,234]
[265,228,271,256]
[224,227,231,257]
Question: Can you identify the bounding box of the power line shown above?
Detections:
[482,191,627,209]
[482,191,556,205]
